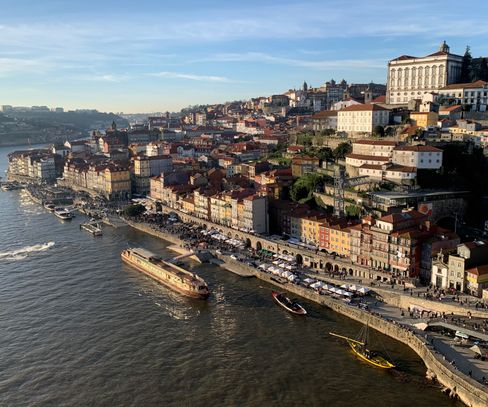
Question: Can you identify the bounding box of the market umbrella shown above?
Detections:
[469,345,483,355]
[358,287,371,294]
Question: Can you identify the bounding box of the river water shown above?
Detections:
[0,145,461,407]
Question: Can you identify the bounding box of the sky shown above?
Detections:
[1,0,487,113]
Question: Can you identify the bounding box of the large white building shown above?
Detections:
[392,145,443,169]
[337,104,390,135]
[386,42,463,105]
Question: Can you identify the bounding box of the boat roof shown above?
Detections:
[131,247,160,260]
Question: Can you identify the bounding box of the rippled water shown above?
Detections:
[0,146,461,407]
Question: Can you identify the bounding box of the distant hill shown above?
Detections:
[0,111,129,146]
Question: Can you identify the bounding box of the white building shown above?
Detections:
[350,139,397,157]
[392,145,443,169]
[337,104,390,135]
[242,195,268,234]
[438,80,488,112]
[386,42,463,105]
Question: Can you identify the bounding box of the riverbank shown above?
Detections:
[126,218,488,407]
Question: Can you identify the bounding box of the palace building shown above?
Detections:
[386,42,463,105]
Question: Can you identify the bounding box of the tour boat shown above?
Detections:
[329,325,395,369]
[54,207,74,220]
[272,291,307,315]
[121,247,210,299]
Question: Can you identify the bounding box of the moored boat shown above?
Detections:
[54,207,74,220]
[272,291,307,315]
[329,326,395,369]
[121,247,210,299]
[44,202,56,212]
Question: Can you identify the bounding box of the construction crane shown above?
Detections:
[333,166,371,217]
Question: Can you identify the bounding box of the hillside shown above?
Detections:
[0,111,129,146]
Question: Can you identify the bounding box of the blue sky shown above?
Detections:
[1,0,487,113]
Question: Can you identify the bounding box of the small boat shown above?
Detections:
[329,325,395,369]
[44,202,56,212]
[271,276,288,285]
[272,291,307,315]
[54,207,74,220]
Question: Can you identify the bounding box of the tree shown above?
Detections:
[317,147,334,162]
[373,125,385,137]
[124,204,145,218]
[333,142,352,160]
[290,173,324,203]
[460,46,473,83]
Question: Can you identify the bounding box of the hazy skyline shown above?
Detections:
[1,0,487,113]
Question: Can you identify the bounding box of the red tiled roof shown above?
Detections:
[371,95,386,103]
[439,105,462,112]
[391,55,417,61]
[355,139,397,146]
[394,145,442,152]
[312,110,337,119]
[341,103,388,112]
[346,153,390,161]
[359,164,383,170]
[466,264,488,276]
[385,165,417,173]
[440,80,488,90]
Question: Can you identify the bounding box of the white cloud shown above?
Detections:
[76,74,130,82]
[194,52,386,70]
[148,71,232,82]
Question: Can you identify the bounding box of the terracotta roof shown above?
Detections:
[466,264,488,276]
[371,95,386,103]
[440,80,488,90]
[346,153,390,161]
[394,145,442,152]
[355,139,397,146]
[359,164,383,170]
[391,55,417,61]
[385,165,417,173]
[312,110,337,119]
[439,105,462,112]
[340,103,388,112]
[379,210,426,224]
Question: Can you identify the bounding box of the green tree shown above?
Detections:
[460,46,473,83]
[333,142,352,160]
[317,147,334,162]
[124,204,145,218]
[373,125,385,137]
[290,173,324,203]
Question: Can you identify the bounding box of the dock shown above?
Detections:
[80,221,103,236]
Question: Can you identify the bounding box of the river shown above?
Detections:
[0,145,461,406]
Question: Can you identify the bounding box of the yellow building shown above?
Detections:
[181,196,195,214]
[329,224,351,257]
[466,265,488,297]
[290,215,326,246]
[104,166,131,200]
[410,112,438,128]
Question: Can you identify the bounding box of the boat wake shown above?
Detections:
[0,241,55,261]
